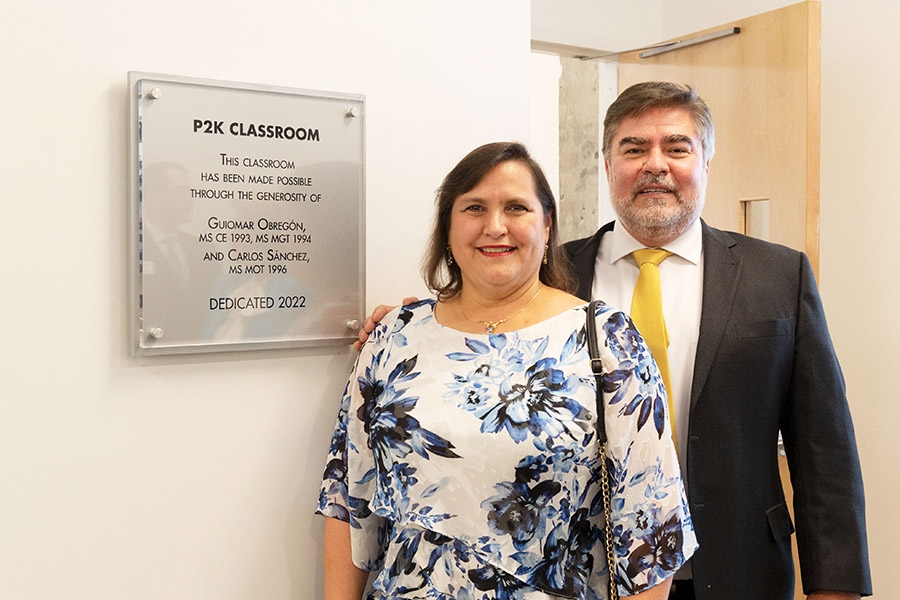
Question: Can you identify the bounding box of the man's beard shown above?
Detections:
[612,177,704,245]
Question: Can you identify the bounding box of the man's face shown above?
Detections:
[605,106,710,246]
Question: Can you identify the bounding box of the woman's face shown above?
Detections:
[448,160,551,296]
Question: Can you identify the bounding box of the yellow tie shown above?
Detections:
[630,248,677,447]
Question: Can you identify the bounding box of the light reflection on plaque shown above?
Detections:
[128,72,365,355]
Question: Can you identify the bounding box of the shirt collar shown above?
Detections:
[608,218,703,265]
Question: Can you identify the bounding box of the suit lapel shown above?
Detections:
[568,220,741,411]
[690,222,742,409]
[565,221,615,301]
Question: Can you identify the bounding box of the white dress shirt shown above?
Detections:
[590,220,703,466]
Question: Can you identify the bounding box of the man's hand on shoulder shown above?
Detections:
[353,297,420,352]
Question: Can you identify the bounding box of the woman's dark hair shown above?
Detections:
[422,142,574,299]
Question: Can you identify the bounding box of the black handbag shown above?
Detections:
[586,300,618,600]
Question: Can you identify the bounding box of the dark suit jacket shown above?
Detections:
[564,220,871,600]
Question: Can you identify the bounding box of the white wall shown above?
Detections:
[530,0,897,596]
[820,2,900,596]
[658,0,796,40]
[0,3,530,599]
[532,0,795,51]
[529,53,561,202]
[532,0,663,53]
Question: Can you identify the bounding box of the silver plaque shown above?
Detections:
[128,72,365,355]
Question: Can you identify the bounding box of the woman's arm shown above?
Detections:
[323,516,368,600]
[623,576,673,599]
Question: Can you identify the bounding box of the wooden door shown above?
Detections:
[617,1,821,276]
[617,4,820,599]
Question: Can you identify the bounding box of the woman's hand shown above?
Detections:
[352,298,419,351]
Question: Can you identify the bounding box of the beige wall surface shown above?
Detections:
[0,3,530,599]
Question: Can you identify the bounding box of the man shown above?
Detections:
[357,82,871,599]
[562,82,870,600]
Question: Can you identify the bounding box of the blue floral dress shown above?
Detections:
[317,300,696,599]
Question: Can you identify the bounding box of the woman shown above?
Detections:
[316,142,696,599]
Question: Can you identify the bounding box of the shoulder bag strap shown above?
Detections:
[586,300,618,600]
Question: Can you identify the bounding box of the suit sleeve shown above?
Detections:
[781,254,872,595]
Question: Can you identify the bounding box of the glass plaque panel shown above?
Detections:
[128,72,365,355]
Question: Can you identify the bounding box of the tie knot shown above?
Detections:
[632,248,672,267]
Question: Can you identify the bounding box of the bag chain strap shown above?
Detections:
[587,300,618,600]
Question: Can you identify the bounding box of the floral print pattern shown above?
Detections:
[317,300,696,599]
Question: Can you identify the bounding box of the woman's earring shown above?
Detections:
[542,244,549,265]
[446,246,454,267]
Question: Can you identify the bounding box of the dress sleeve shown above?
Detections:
[598,308,698,594]
[315,319,392,572]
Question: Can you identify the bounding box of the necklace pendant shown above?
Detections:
[458,286,542,336]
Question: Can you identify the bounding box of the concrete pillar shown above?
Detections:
[558,57,600,243]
